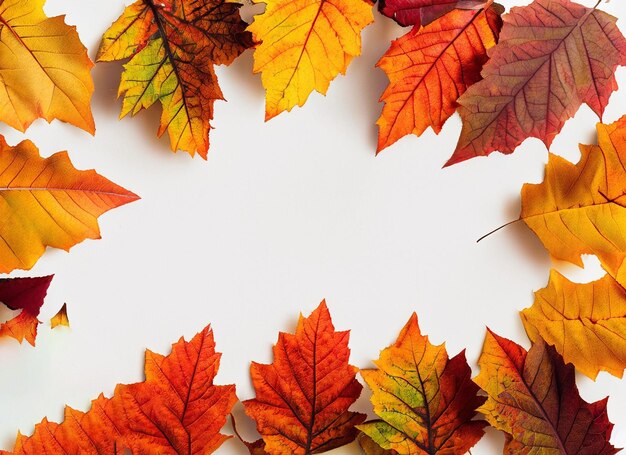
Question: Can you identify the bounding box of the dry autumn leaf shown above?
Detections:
[243,300,365,454]
[248,0,374,120]
[521,116,626,287]
[2,325,237,454]
[521,270,626,380]
[0,0,94,133]
[449,0,626,165]
[0,135,139,273]
[0,275,53,346]
[50,303,69,329]
[376,5,502,152]
[97,0,253,158]
[357,433,397,455]
[475,330,617,454]
[378,0,485,27]
[358,313,486,455]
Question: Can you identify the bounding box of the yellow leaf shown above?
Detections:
[521,270,626,380]
[0,0,94,133]
[0,136,139,273]
[248,0,374,120]
[51,303,69,329]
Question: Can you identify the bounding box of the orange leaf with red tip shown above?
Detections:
[376,5,502,152]
[0,275,53,346]
[475,330,618,454]
[3,325,237,454]
[358,313,486,454]
[449,0,626,166]
[243,300,365,454]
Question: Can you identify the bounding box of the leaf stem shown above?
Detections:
[476,219,521,243]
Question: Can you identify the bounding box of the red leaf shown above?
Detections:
[379,0,485,27]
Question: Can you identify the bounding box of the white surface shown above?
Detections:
[0,0,625,452]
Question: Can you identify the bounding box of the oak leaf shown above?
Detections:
[521,116,626,287]
[0,0,94,133]
[475,330,617,454]
[243,300,365,454]
[0,135,139,273]
[50,303,69,329]
[97,0,253,159]
[378,0,485,27]
[449,0,626,166]
[248,0,374,120]
[376,5,502,152]
[0,275,53,346]
[3,325,237,454]
[358,313,486,455]
[521,270,626,380]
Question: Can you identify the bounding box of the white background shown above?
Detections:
[1,0,625,453]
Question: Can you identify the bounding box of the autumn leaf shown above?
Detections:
[475,330,617,454]
[243,300,365,454]
[357,433,397,455]
[0,135,139,273]
[378,0,485,27]
[521,116,626,287]
[376,5,502,152]
[358,313,486,455]
[521,270,626,380]
[50,303,69,329]
[97,0,253,159]
[248,0,374,120]
[448,0,626,166]
[3,325,237,454]
[0,275,53,346]
[0,0,94,133]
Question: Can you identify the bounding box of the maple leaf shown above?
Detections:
[0,135,139,273]
[521,116,626,287]
[448,0,626,166]
[475,330,617,454]
[50,303,69,329]
[378,0,485,27]
[376,5,502,152]
[358,313,486,455]
[0,275,53,346]
[243,300,365,454]
[97,0,253,159]
[0,0,94,133]
[248,0,374,120]
[521,270,626,380]
[3,325,237,454]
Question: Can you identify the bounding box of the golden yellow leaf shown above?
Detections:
[50,303,69,329]
[0,136,139,273]
[248,0,374,120]
[521,116,626,286]
[521,270,626,380]
[0,0,94,133]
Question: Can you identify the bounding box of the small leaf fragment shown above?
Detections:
[378,0,485,27]
[50,303,69,329]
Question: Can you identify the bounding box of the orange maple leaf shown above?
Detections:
[0,135,138,273]
[449,0,626,165]
[376,5,502,152]
[0,275,53,346]
[2,325,237,454]
[243,300,365,454]
[0,0,95,134]
[97,0,253,158]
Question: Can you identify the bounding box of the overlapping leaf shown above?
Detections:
[449,0,626,165]
[521,271,626,380]
[2,325,237,454]
[243,300,365,454]
[359,313,486,455]
[0,275,53,346]
[98,0,253,158]
[377,5,502,152]
[475,330,617,454]
[248,0,374,120]
[0,136,138,273]
[521,116,626,287]
[0,0,94,133]
[378,0,485,27]
[50,303,69,329]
